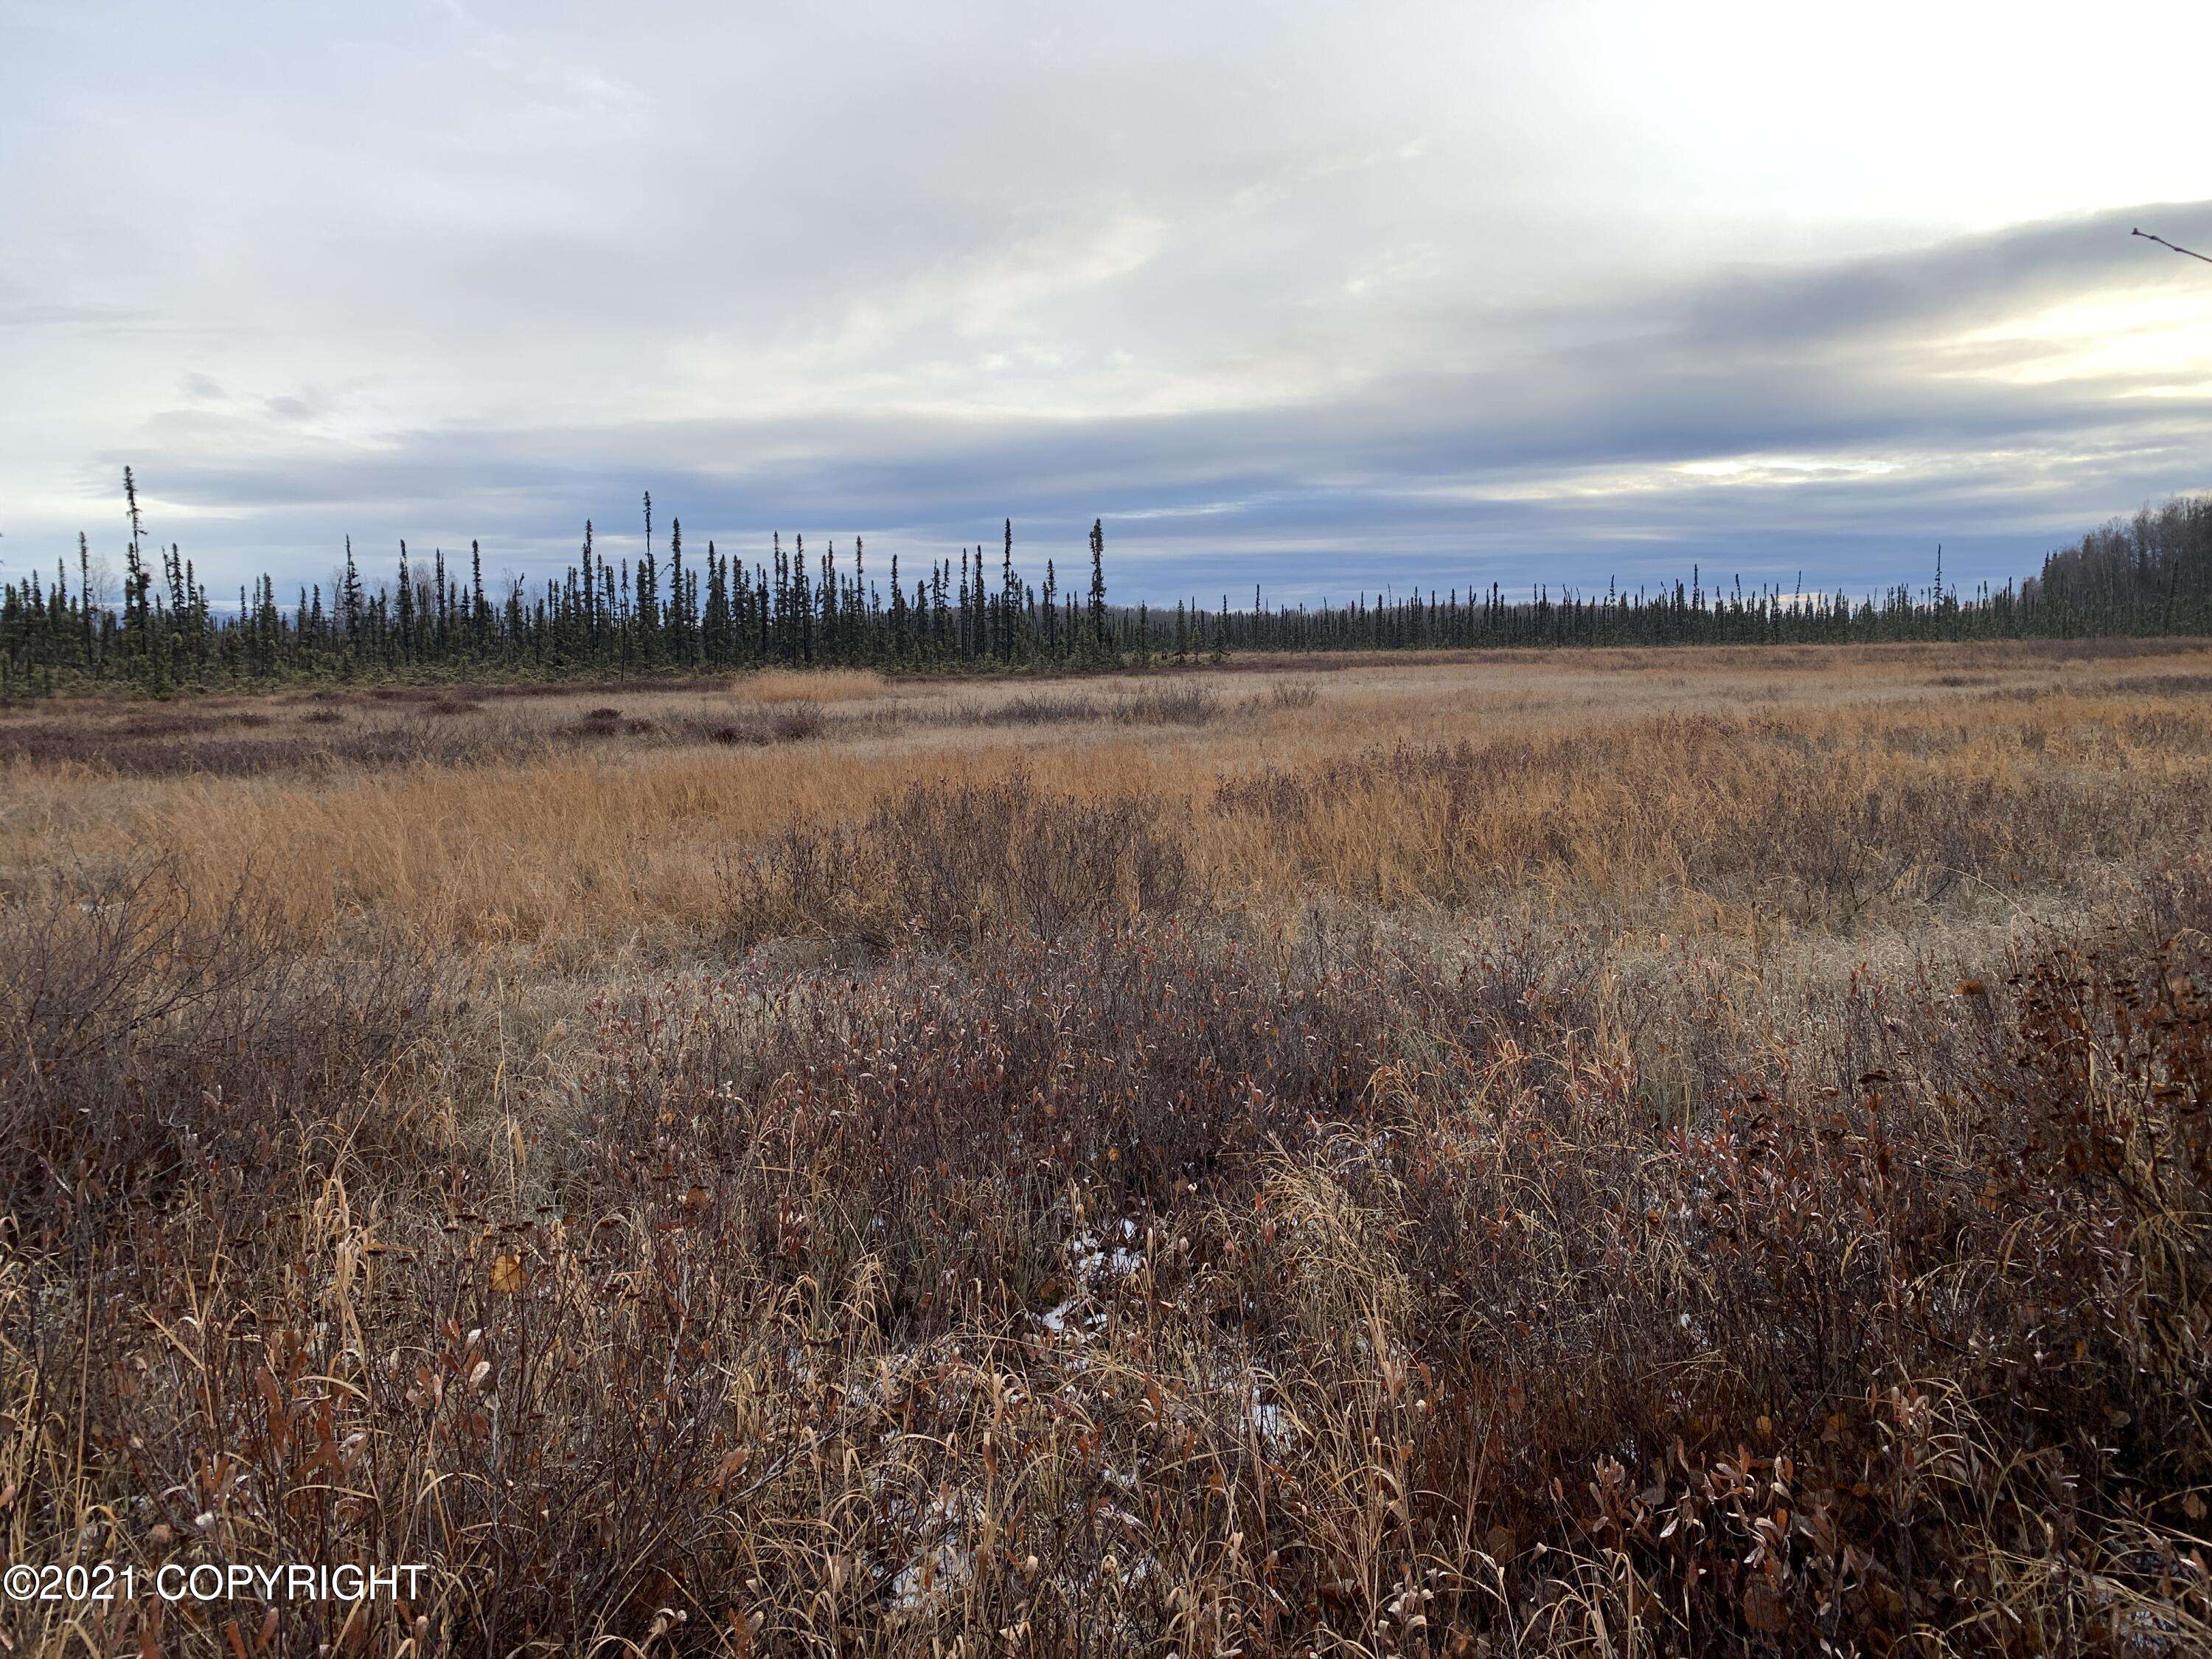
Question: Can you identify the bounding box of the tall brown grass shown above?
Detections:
[731,667,885,705]
[13,677,2188,961]
[4,641,2211,1654]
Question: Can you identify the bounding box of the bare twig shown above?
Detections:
[2133,227,2212,265]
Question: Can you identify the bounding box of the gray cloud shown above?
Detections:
[4,2,2210,603]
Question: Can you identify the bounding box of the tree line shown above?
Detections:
[3,476,2209,693]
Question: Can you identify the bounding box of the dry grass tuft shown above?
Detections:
[731,667,886,704]
[729,769,1192,945]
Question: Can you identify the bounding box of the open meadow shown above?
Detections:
[4,639,2211,1654]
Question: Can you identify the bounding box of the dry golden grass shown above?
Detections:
[6,640,2208,961]
[4,639,2211,1655]
[728,666,886,703]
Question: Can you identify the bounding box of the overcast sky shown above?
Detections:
[5,0,2211,605]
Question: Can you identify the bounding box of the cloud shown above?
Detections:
[2,2,2209,601]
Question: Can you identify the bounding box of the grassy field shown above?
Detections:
[4,640,2211,1654]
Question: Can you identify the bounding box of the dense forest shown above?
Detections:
[3,476,2209,692]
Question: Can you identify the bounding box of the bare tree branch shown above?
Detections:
[2132,227,2212,265]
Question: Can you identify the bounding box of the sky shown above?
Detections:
[4,0,2211,607]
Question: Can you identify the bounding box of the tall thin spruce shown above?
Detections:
[9,475,2212,691]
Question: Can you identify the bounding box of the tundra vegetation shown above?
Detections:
[3,639,2211,1655]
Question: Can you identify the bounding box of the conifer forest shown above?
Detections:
[5,476,2212,693]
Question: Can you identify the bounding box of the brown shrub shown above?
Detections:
[13,880,2208,1652]
[1116,681,1221,724]
[698,702,827,746]
[960,686,1222,727]
[729,771,1193,945]
[0,860,446,1222]
[967,691,1105,725]
[0,714,518,776]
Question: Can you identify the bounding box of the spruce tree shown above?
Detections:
[1088,518,1107,655]
[77,532,94,669]
[400,542,423,658]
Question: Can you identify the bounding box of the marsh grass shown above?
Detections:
[956,682,1224,728]
[4,642,2211,1653]
[728,770,1194,945]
